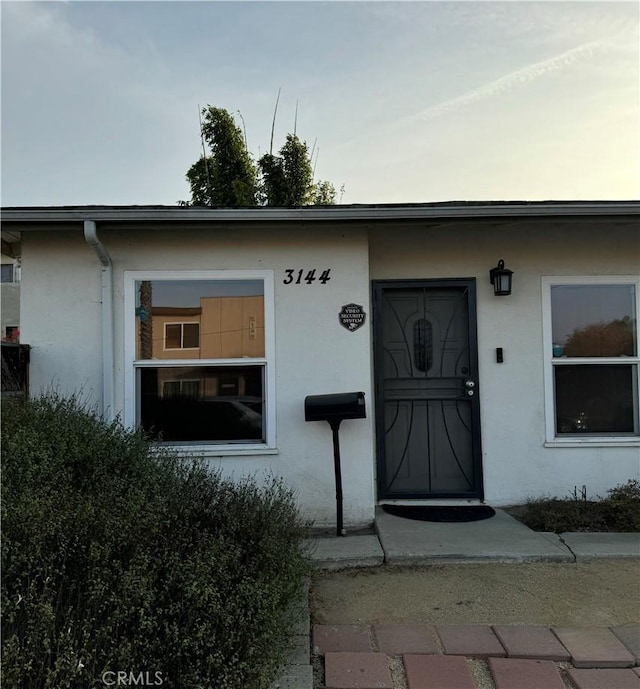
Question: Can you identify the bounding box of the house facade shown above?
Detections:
[2,202,639,528]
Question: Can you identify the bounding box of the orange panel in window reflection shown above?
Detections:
[136,296,265,360]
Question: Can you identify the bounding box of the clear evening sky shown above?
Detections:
[2,1,638,206]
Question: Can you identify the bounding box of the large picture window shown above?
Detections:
[543,277,639,442]
[125,271,275,450]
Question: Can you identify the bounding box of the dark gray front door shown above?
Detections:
[373,280,483,499]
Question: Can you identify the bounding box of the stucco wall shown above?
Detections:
[369,220,640,506]
[19,218,640,520]
[21,232,102,397]
[21,226,375,528]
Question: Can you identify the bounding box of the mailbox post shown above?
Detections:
[304,392,366,537]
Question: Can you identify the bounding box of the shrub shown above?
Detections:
[602,479,640,531]
[1,393,311,689]
[507,497,607,533]
[506,480,640,533]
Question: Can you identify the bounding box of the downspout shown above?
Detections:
[83,221,114,421]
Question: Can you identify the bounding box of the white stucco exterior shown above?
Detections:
[10,206,640,527]
[368,220,640,507]
[20,225,376,527]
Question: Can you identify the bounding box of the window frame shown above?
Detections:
[163,322,201,351]
[542,275,640,446]
[124,270,276,454]
[1,264,15,283]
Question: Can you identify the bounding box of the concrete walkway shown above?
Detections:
[308,508,640,569]
[274,509,640,688]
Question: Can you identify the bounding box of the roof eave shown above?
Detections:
[2,201,640,227]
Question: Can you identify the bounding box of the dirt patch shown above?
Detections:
[310,560,640,627]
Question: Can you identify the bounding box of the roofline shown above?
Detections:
[2,201,640,226]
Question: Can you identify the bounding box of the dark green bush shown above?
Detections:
[506,480,640,533]
[507,498,608,533]
[2,394,311,689]
[602,479,640,531]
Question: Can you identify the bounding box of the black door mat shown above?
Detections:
[382,505,496,522]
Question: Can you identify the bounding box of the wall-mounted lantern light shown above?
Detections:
[489,259,513,296]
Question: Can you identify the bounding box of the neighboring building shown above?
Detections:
[136,294,265,442]
[1,250,20,341]
[2,202,639,528]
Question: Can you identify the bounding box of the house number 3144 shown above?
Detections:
[283,268,331,285]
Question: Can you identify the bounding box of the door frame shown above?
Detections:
[372,278,484,500]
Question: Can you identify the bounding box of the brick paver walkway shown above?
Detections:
[314,624,640,689]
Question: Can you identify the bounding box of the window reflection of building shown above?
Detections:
[136,295,265,401]
[154,367,253,400]
[132,277,269,444]
[136,296,265,361]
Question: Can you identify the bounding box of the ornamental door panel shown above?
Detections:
[374,281,483,499]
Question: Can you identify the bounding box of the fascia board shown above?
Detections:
[1,202,639,228]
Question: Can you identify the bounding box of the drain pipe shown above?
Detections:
[83,220,114,421]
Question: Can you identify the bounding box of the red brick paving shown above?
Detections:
[567,668,640,689]
[435,624,506,658]
[372,624,440,655]
[492,625,571,661]
[315,624,640,688]
[487,657,565,689]
[313,625,373,654]
[403,654,476,689]
[553,627,636,668]
[324,652,393,689]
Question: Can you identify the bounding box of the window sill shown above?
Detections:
[151,444,279,458]
[545,439,640,448]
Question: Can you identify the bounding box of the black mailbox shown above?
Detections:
[304,392,366,423]
[304,392,366,537]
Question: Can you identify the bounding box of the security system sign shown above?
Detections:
[339,303,366,332]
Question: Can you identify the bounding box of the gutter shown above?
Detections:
[83,221,114,421]
[2,201,640,226]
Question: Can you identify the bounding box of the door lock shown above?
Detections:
[465,380,476,388]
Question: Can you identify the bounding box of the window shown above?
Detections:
[165,322,200,350]
[543,277,639,443]
[1,264,15,283]
[162,379,201,398]
[4,326,19,342]
[125,271,275,450]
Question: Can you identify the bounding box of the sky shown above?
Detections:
[2,0,639,206]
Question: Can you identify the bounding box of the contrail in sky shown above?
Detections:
[407,34,625,124]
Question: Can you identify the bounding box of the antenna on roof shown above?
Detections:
[294,99,298,137]
[310,137,318,182]
[236,110,248,150]
[270,88,281,155]
[198,104,213,205]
